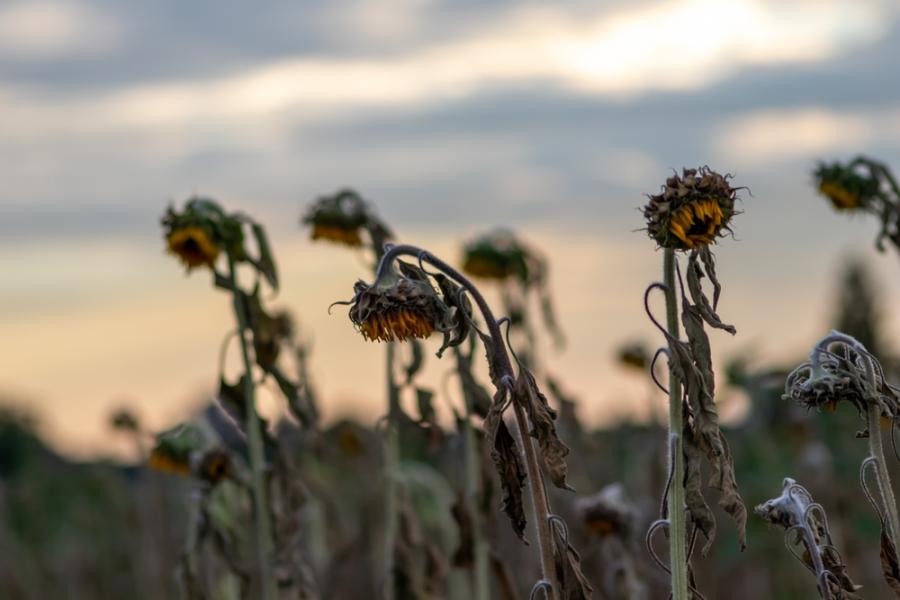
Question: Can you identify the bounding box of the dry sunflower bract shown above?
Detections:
[643,166,738,250]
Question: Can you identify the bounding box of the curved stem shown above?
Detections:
[663,249,689,600]
[455,346,490,600]
[813,332,900,558]
[383,341,400,600]
[227,255,276,600]
[868,399,900,553]
[376,243,560,599]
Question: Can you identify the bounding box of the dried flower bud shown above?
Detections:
[643,167,738,250]
[755,477,861,599]
[346,268,455,343]
[814,161,880,211]
[303,188,392,248]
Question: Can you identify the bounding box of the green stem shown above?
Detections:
[228,256,276,600]
[867,404,900,548]
[383,341,400,600]
[456,347,490,600]
[663,249,689,600]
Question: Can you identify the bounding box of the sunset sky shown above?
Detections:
[3,0,900,458]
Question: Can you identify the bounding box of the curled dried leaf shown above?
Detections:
[485,392,527,541]
[515,367,572,491]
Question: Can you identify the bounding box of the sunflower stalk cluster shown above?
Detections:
[814,156,900,255]
[161,197,319,599]
[339,243,590,599]
[784,331,900,593]
[755,477,861,599]
[642,168,747,600]
[304,191,450,597]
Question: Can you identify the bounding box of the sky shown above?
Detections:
[2,0,900,458]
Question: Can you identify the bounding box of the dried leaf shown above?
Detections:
[456,347,492,418]
[485,398,527,541]
[682,427,716,552]
[432,272,472,358]
[404,339,425,383]
[250,221,279,290]
[881,528,900,594]
[554,531,593,599]
[680,284,747,551]
[416,387,437,427]
[687,249,735,335]
[515,368,572,491]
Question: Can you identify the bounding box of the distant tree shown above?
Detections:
[832,257,889,361]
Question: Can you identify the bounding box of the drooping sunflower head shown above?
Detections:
[461,229,535,284]
[303,189,392,249]
[148,423,205,477]
[345,263,455,343]
[643,167,739,250]
[814,161,879,211]
[161,198,243,271]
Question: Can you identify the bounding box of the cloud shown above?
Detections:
[713,106,900,166]
[0,1,122,61]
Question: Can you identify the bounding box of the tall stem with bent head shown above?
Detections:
[227,255,276,600]
[663,249,689,600]
[375,243,561,599]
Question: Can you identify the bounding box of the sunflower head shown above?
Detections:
[303,189,392,249]
[616,342,649,371]
[814,161,879,211]
[461,229,534,283]
[162,198,245,271]
[346,264,455,343]
[148,423,204,477]
[643,167,738,250]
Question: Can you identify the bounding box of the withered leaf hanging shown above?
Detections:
[484,389,528,541]
[514,367,573,491]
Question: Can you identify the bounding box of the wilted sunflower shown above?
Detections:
[461,229,532,282]
[814,161,880,211]
[161,198,241,271]
[166,226,220,269]
[643,167,738,250]
[303,188,392,248]
[346,271,454,342]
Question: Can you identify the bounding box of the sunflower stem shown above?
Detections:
[375,243,561,600]
[663,248,689,600]
[867,401,900,553]
[227,255,277,600]
[455,346,490,600]
[383,341,401,600]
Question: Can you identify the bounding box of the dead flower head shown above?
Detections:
[303,188,392,248]
[461,228,536,283]
[161,197,246,272]
[784,331,900,422]
[814,161,880,211]
[344,263,458,343]
[643,167,739,250]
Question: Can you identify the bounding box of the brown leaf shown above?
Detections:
[553,530,593,599]
[484,392,528,541]
[515,368,573,491]
[680,282,747,552]
[687,249,735,335]
[881,528,900,595]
